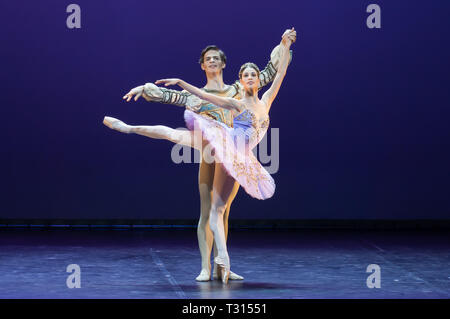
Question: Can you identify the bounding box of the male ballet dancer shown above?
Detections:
[123,31,295,281]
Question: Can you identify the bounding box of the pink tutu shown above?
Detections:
[184,110,275,200]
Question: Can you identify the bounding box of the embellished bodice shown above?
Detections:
[232,109,270,147]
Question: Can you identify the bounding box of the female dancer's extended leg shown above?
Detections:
[103,116,199,148]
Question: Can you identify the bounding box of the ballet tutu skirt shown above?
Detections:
[184,109,275,200]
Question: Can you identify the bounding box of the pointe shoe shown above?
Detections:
[214,256,230,284]
[103,116,131,133]
[213,261,244,281]
[213,270,244,281]
[195,268,211,282]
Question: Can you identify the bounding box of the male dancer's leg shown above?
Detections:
[195,158,215,281]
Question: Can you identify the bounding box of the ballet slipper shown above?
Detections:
[103,116,131,134]
[195,268,211,282]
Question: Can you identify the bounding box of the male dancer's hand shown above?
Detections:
[282,28,296,46]
[282,28,296,43]
[123,85,145,102]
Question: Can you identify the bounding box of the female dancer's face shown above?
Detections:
[201,50,225,74]
[240,67,259,91]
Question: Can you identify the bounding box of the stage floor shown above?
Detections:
[0,228,449,299]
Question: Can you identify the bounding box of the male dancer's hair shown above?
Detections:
[199,45,227,64]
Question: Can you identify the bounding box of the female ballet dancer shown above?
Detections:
[103,28,295,283]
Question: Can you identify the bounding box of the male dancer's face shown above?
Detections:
[201,50,225,75]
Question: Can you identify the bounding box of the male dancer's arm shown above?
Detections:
[261,28,295,111]
[124,29,296,105]
[123,83,204,111]
[259,44,294,88]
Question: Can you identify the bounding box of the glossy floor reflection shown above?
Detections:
[0,228,449,299]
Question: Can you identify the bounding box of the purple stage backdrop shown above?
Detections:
[1,0,449,219]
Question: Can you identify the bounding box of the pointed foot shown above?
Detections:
[213,270,244,281]
[103,116,131,133]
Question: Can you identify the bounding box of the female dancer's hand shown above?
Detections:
[123,85,145,102]
[155,78,181,87]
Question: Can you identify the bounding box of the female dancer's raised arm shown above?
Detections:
[261,28,296,112]
[155,78,245,114]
